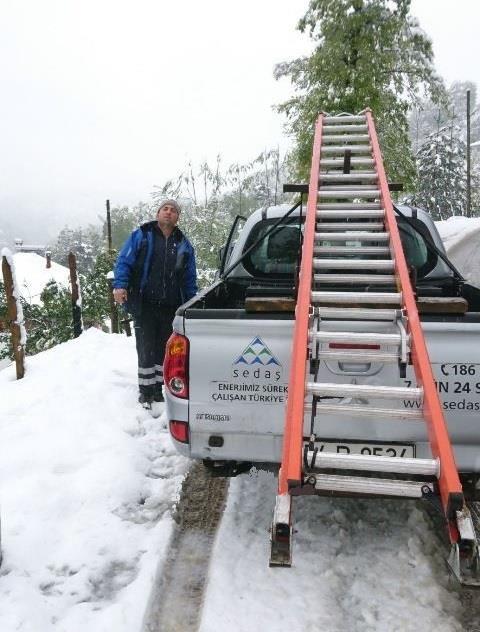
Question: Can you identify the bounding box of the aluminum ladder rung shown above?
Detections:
[304,402,423,420]
[318,189,380,198]
[315,306,400,321]
[311,290,401,305]
[319,173,377,183]
[321,158,374,168]
[316,209,384,219]
[321,124,368,133]
[315,350,400,363]
[317,203,382,210]
[322,145,372,155]
[310,330,401,345]
[307,474,434,498]
[315,231,389,241]
[305,451,439,476]
[313,258,393,270]
[306,382,422,400]
[314,246,391,255]
[323,115,366,124]
[321,184,381,191]
[314,273,395,285]
[315,222,385,231]
[322,134,370,143]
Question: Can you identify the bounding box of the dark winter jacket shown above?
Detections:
[113,221,197,316]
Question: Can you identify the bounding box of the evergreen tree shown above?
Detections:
[23,281,73,353]
[51,224,103,274]
[105,202,155,250]
[274,0,445,185]
[410,81,480,153]
[81,250,118,330]
[410,125,467,220]
[0,280,10,360]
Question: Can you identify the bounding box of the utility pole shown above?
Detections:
[106,198,113,251]
[467,89,471,217]
[106,199,119,334]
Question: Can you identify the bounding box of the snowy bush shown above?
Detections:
[81,250,118,330]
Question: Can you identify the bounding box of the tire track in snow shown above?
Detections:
[199,470,465,632]
[142,462,229,632]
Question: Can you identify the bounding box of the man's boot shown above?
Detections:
[138,392,153,410]
[153,386,164,403]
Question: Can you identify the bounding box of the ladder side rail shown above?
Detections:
[365,109,463,525]
[278,114,324,492]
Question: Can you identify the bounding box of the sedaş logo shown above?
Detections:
[232,337,282,381]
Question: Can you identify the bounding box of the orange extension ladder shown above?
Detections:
[270,110,480,585]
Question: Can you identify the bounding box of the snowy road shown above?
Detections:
[198,471,471,632]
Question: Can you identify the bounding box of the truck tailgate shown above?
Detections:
[179,315,480,471]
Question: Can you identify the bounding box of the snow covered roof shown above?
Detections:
[11,251,70,304]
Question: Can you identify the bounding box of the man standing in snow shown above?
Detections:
[113,200,197,407]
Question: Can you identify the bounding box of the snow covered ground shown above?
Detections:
[10,252,70,304]
[0,329,189,631]
[200,473,464,632]
[1,215,480,631]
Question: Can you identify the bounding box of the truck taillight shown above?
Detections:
[169,420,189,443]
[164,333,189,399]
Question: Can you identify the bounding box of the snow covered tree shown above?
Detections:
[23,281,73,353]
[275,0,445,185]
[410,81,480,153]
[105,202,155,251]
[51,225,104,275]
[410,125,467,220]
[153,152,290,285]
[0,280,9,360]
[81,250,118,330]
[409,81,480,215]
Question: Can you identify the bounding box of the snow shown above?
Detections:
[0,327,469,632]
[0,329,189,631]
[8,252,70,305]
[200,472,463,632]
[435,216,480,252]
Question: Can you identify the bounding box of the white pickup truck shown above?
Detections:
[164,204,480,491]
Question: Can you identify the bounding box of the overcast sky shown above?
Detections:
[1,0,479,242]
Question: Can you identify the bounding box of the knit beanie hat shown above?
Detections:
[157,199,181,214]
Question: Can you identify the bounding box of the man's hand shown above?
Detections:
[113,288,128,305]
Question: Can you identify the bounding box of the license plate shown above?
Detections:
[316,441,415,458]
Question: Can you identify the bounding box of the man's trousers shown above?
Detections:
[134,305,177,398]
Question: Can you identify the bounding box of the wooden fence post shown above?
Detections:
[1,254,25,379]
[68,252,83,338]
